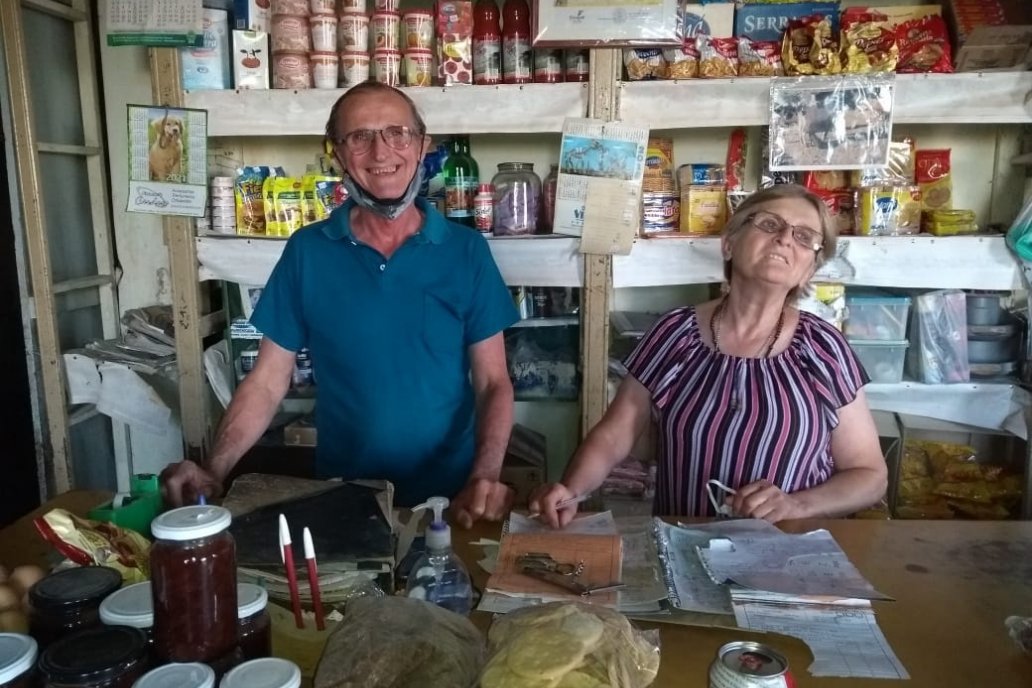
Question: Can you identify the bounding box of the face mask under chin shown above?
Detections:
[342,154,426,221]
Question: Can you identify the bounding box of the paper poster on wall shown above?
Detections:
[106,0,204,47]
[126,105,208,217]
[553,118,648,240]
[768,74,895,171]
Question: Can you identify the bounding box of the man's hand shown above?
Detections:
[729,480,807,523]
[160,460,224,507]
[527,483,579,530]
[452,478,514,529]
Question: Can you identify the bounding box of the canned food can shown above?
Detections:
[370,11,400,51]
[641,191,679,234]
[401,10,434,51]
[339,50,371,86]
[404,48,433,86]
[372,48,402,85]
[709,641,795,688]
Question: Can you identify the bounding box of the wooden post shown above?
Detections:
[579,49,621,437]
[149,48,210,462]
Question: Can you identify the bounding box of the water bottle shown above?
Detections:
[404,496,473,615]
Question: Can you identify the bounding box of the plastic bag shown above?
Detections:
[1005,195,1032,262]
[906,290,969,383]
[1006,616,1032,653]
[480,601,660,688]
[314,596,484,688]
[33,509,150,584]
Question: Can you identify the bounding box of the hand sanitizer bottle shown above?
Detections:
[404,496,473,615]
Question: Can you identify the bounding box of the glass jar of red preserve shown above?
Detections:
[149,506,237,665]
[29,566,123,650]
[236,584,271,661]
[0,633,37,688]
[38,626,148,688]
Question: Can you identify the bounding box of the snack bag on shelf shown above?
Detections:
[782,14,841,75]
[663,41,699,79]
[697,35,739,78]
[895,15,953,73]
[840,9,899,73]
[623,48,667,80]
[737,37,783,76]
[916,148,952,212]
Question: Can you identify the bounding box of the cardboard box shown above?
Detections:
[284,416,317,447]
[954,25,1032,72]
[501,424,547,506]
[734,1,841,41]
[180,9,231,90]
[680,3,736,39]
[861,5,942,26]
[234,0,269,32]
[233,31,270,89]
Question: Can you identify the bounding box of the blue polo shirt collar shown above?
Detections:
[320,197,449,245]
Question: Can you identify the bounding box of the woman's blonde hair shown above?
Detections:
[722,184,838,300]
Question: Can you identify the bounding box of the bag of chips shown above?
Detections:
[623,49,666,80]
[697,35,738,78]
[840,9,899,73]
[782,15,841,75]
[34,509,151,584]
[663,41,699,79]
[737,38,783,77]
[896,15,953,74]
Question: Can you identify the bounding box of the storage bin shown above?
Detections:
[849,339,908,383]
[844,294,911,341]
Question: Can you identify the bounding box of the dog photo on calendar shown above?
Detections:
[148,109,187,183]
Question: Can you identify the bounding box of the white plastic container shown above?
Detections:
[849,339,908,383]
[844,294,911,341]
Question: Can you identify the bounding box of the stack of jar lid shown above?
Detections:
[966,292,1020,379]
[270,0,340,89]
[209,177,236,235]
[369,0,401,85]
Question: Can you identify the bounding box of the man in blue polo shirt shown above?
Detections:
[162,82,519,527]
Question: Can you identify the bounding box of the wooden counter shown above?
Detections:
[4,492,1030,686]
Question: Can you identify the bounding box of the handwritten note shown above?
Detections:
[579,179,640,255]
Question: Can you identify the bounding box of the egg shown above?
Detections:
[0,584,18,613]
[0,609,27,634]
[8,565,45,595]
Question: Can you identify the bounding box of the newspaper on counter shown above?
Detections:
[553,118,649,243]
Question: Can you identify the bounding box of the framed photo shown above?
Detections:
[769,74,895,171]
[533,0,682,48]
[126,104,208,216]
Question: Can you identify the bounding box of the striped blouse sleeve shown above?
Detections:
[623,308,693,407]
[802,313,870,411]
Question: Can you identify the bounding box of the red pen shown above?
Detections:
[303,527,325,630]
[279,514,305,629]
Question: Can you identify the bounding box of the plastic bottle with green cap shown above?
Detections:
[403,496,473,615]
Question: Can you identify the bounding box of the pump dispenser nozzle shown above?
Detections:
[412,496,452,552]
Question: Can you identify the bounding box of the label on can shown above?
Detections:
[710,641,794,688]
[642,191,679,234]
[473,37,502,84]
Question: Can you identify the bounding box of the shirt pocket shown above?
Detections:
[423,291,465,354]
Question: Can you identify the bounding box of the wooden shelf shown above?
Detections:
[619,72,1032,129]
[185,83,590,137]
[613,235,1022,291]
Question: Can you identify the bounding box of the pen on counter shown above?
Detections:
[279,514,305,629]
[529,493,592,520]
[197,494,206,506]
[302,527,325,631]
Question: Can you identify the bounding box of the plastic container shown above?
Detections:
[403,497,473,616]
[220,658,301,688]
[150,506,238,665]
[966,293,1003,326]
[491,162,541,236]
[39,626,148,688]
[849,339,908,383]
[0,633,37,688]
[967,337,1017,364]
[843,294,911,341]
[236,584,271,661]
[132,662,214,688]
[99,582,153,641]
[29,566,123,650]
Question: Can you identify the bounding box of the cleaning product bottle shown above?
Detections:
[404,496,473,615]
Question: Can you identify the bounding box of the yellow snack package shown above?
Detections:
[271,176,304,236]
[34,509,150,584]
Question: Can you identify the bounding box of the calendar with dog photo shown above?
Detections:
[148,108,187,183]
[768,74,894,171]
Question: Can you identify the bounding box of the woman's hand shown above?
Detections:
[527,483,579,529]
[730,480,807,523]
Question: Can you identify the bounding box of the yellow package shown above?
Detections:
[235,165,282,236]
[644,138,674,178]
[856,185,921,236]
[34,509,150,584]
[926,209,977,236]
[270,176,304,237]
[680,185,727,235]
[301,172,340,224]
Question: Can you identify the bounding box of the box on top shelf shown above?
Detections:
[234,0,270,32]
[844,292,912,341]
[180,8,231,91]
[856,5,942,26]
[680,3,736,39]
[945,0,1032,71]
[733,1,841,41]
[849,339,908,383]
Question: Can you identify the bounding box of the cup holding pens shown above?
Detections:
[269,601,337,680]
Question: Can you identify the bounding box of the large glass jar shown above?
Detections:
[236,584,271,661]
[491,162,541,236]
[132,662,214,688]
[38,626,148,688]
[0,633,37,688]
[29,566,122,650]
[149,506,237,665]
[220,658,301,688]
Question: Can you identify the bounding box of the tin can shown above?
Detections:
[709,641,795,688]
[563,48,589,81]
[641,191,679,234]
[534,48,563,83]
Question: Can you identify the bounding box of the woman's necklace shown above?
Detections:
[709,298,785,411]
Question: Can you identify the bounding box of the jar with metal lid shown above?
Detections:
[131,662,214,688]
[0,633,37,688]
[39,626,148,688]
[29,566,123,649]
[220,658,301,688]
[99,582,152,643]
[149,506,237,665]
[236,584,271,661]
[491,162,541,236]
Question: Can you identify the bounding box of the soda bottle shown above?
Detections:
[443,136,479,227]
[473,0,502,85]
[502,0,532,84]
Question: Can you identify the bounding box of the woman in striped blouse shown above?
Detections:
[531,184,887,524]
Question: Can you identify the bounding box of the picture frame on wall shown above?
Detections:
[532,0,682,48]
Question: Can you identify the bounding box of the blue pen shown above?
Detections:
[197,494,207,506]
